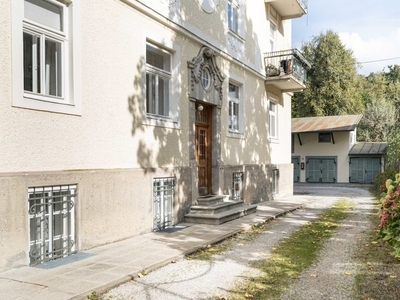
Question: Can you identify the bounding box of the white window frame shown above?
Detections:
[12,0,82,115]
[146,43,171,118]
[269,95,278,141]
[227,0,239,34]
[227,77,244,137]
[269,22,276,52]
[201,67,212,91]
[142,32,180,129]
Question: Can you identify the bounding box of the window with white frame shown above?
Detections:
[228,83,240,132]
[13,0,81,115]
[269,22,276,52]
[227,0,238,34]
[269,100,278,139]
[146,44,171,117]
[23,0,64,98]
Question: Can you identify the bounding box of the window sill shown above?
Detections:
[144,114,180,129]
[227,30,245,42]
[269,137,279,144]
[227,130,244,139]
[13,95,81,115]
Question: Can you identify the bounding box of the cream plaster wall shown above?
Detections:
[292,131,353,183]
[0,0,299,270]
[221,63,270,166]
[1,0,193,173]
[270,92,292,164]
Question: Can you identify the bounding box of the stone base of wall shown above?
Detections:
[0,167,191,271]
[0,163,293,270]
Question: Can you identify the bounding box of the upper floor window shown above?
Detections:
[269,22,276,52]
[318,132,332,143]
[146,44,171,117]
[24,0,65,99]
[227,0,238,34]
[269,101,278,139]
[13,0,81,115]
[228,83,240,132]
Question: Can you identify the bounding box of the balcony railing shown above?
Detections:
[264,0,308,19]
[298,0,308,11]
[264,49,311,92]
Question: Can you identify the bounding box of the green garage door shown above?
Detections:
[349,157,381,183]
[306,157,337,183]
[292,157,300,182]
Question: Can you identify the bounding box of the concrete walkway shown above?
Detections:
[0,194,316,300]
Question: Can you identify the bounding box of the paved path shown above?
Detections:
[0,184,369,300]
[103,185,373,299]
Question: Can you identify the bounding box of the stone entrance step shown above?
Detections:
[184,195,257,225]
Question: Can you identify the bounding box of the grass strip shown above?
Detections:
[353,199,400,299]
[228,200,354,300]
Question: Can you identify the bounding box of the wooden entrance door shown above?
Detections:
[195,104,212,195]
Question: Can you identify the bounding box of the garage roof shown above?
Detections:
[292,115,363,133]
[349,142,387,155]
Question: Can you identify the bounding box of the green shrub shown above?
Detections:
[372,168,397,197]
[378,171,400,257]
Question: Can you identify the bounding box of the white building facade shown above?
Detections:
[0,0,308,269]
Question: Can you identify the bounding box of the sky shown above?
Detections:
[292,0,400,75]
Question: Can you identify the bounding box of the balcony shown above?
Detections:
[264,0,308,20]
[264,49,311,92]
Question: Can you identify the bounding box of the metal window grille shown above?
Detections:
[272,169,279,194]
[232,172,243,201]
[28,184,77,266]
[153,178,175,231]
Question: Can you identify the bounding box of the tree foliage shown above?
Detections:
[292,30,362,117]
[386,129,400,171]
[357,98,396,142]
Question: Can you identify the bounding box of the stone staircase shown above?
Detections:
[184,195,257,225]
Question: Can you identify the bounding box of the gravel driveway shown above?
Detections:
[103,185,373,300]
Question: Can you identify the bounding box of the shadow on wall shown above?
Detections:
[126,1,276,207]
[127,56,190,220]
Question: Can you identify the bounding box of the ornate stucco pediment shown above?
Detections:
[188,46,225,106]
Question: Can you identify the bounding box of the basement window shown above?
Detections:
[28,184,77,266]
[153,177,175,231]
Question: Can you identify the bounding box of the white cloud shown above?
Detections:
[339,28,400,75]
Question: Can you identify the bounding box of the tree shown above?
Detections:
[386,128,400,171]
[357,98,396,142]
[292,31,362,117]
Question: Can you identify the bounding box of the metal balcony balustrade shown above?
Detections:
[264,49,311,92]
[264,0,308,20]
[298,0,308,11]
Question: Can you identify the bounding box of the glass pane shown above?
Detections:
[227,2,232,29]
[229,83,239,98]
[201,69,210,89]
[270,115,276,137]
[25,0,63,32]
[45,39,62,97]
[146,73,156,114]
[158,77,164,115]
[233,103,239,130]
[23,32,41,93]
[146,45,170,72]
[269,102,276,112]
[232,6,238,32]
[53,213,63,236]
[270,23,276,38]
[229,101,232,129]
[158,77,169,116]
